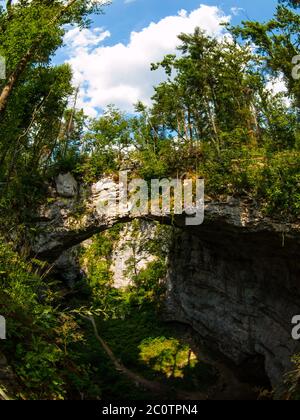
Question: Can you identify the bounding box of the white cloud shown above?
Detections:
[64,27,111,50]
[266,76,288,95]
[64,5,230,116]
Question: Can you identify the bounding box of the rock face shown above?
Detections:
[32,174,300,388]
[53,221,157,289]
[33,174,300,262]
[33,175,134,261]
[165,224,300,388]
[53,246,82,287]
[110,221,156,288]
[55,173,78,198]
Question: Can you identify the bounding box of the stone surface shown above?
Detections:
[53,246,82,287]
[55,173,78,198]
[110,221,156,288]
[54,221,157,289]
[33,175,300,261]
[165,226,300,388]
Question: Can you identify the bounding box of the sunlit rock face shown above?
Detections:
[32,174,133,261]
[165,224,300,388]
[33,173,300,261]
[55,173,78,198]
[53,221,157,289]
[110,221,156,289]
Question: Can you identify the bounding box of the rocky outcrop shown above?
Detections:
[110,221,157,288]
[32,175,135,261]
[32,173,300,261]
[55,173,78,198]
[53,246,82,287]
[32,173,300,388]
[53,221,157,289]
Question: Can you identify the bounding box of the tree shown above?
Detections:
[229,0,300,108]
[151,29,264,153]
[0,0,110,213]
[279,0,300,8]
[0,0,109,115]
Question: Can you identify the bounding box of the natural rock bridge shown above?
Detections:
[32,173,299,260]
[32,173,300,388]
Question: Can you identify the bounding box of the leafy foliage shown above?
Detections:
[284,354,300,400]
[0,240,100,400]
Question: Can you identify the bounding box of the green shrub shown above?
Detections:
[0,240,98,400]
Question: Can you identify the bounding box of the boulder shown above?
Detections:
[55,173,78,198]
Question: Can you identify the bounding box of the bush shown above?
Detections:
[0,240,96,400]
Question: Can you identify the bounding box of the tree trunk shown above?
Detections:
[0,49,34,114]
[0,0,78,116]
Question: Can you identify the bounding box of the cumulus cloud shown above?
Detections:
[64,5,230,116]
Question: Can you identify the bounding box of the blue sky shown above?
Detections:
[60,0,279,116]
[95,0,278,46]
